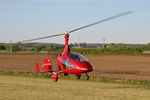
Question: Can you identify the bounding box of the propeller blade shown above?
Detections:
[21,33,65,43]
[68,11,133,33]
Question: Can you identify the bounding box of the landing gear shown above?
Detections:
[75,73,89,80]
[64,73,68,76]
[51,73,58,82]
[75,74,81,80]
[85,73,89,80]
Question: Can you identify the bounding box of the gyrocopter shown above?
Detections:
[21,11,133,82]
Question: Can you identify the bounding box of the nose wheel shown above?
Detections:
[51,73,58,82]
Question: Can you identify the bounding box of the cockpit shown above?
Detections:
[61,52,89,70]
[67,52,89,62]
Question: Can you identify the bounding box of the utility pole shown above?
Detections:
[103,38,106,48]
[9,40,12,52]
[78,36,80,48]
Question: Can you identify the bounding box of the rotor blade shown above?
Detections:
[21,33,65,43]
[21,11,133,43]
[68,11,133,33]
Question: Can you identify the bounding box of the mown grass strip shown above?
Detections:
[0,70,150,86]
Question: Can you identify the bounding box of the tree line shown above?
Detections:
[0,44,63,52]
[1,43,150,55]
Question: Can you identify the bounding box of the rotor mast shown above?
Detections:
[63,32,70,54]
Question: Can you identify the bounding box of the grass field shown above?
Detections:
[0,75,150,100]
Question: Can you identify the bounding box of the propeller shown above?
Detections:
[21,11,133,43]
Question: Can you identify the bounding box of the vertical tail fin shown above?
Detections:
[35,62,40,72]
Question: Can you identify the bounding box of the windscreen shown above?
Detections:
[62,57,74,70]
[67,52,89,62]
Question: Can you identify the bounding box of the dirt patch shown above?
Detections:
[87,55,150,80]
[0,54,150,80]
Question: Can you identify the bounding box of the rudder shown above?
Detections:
[35,62,40,72]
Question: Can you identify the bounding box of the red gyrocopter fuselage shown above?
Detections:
[35,34,93,82]
[58,34,93,74]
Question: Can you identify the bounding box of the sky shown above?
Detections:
[0,0,150,44]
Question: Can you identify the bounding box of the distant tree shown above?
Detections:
[5,44,20,52]
[69,43,74,48]
[33,46,42,52]
[51,45,60,50]
[80,42,87,48]
[44,45,52,52]
[74,42,78,48]
[0,45,6,50]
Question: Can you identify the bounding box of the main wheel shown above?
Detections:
[75,74,81,80]
[85,73,89,80]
